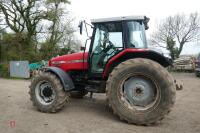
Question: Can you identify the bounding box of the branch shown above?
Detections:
[150,39,167,49]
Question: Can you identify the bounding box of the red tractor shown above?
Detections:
[29,16,176,125]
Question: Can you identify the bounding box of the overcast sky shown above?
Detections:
[68,0,200,55]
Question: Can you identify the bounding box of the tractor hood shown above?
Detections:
[49,52,88,71]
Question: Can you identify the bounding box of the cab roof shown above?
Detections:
[91,15,150,30]
[91,15,149,24]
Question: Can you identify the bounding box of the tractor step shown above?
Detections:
[85,85,99,93]
[84,80,106,93]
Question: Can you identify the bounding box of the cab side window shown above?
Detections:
[91,23,123,73]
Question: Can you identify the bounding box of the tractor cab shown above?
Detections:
[49,16,170,79]
[80,16,150,76]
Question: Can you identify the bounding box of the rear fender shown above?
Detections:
[44,67,75,91]
[103,49,172,78]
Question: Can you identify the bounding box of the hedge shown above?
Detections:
[0,63,9,78]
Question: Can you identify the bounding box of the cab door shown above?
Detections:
[90,22,123,75]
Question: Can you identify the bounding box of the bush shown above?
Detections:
[0,63,9,78]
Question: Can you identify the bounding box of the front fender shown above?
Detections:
[44,67,75,91]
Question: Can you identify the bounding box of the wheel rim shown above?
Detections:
[120,74,160,111]
[35,80,56,105]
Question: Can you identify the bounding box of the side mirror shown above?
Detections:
[144,16,150,30]
[80,46,85,51]
[78,21,83,35]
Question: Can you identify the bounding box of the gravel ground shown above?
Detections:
[0,72,200,133]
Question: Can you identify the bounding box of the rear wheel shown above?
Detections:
[29,72,69,113]
[106,58,176,125]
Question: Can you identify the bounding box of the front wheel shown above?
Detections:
[29,72,69,113]
[106,58,176,125]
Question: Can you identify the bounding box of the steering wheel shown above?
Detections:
[103,41,115,53]
[97,41,117,67]
[93,39,113,55]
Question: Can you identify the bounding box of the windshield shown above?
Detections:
[126,21,147,48]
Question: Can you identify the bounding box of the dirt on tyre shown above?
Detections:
[106,58,176,125]
[29,72,69,113]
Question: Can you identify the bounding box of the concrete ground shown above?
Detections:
[0,72,200,133]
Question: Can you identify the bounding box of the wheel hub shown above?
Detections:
[35,81,56,105]
[133,85,144,96]
[123,76,157,108]
[42,86,53,97]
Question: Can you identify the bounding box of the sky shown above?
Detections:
[67,0,200,55]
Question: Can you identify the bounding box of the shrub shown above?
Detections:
[0,63,9,78]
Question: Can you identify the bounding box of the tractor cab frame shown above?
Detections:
[79,16,170,79]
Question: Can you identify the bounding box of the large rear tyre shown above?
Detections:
[29,72,69,113]
[106,58,176,125]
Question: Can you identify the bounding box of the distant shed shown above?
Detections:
[10,61,30,78]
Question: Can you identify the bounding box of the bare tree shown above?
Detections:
[0,10,4,32]
[45,0,70,44]
[43,0,78,57]
[0,0,24,33]
[174,13,200,55]
[151,12,200,59]
[0,0,46,39]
